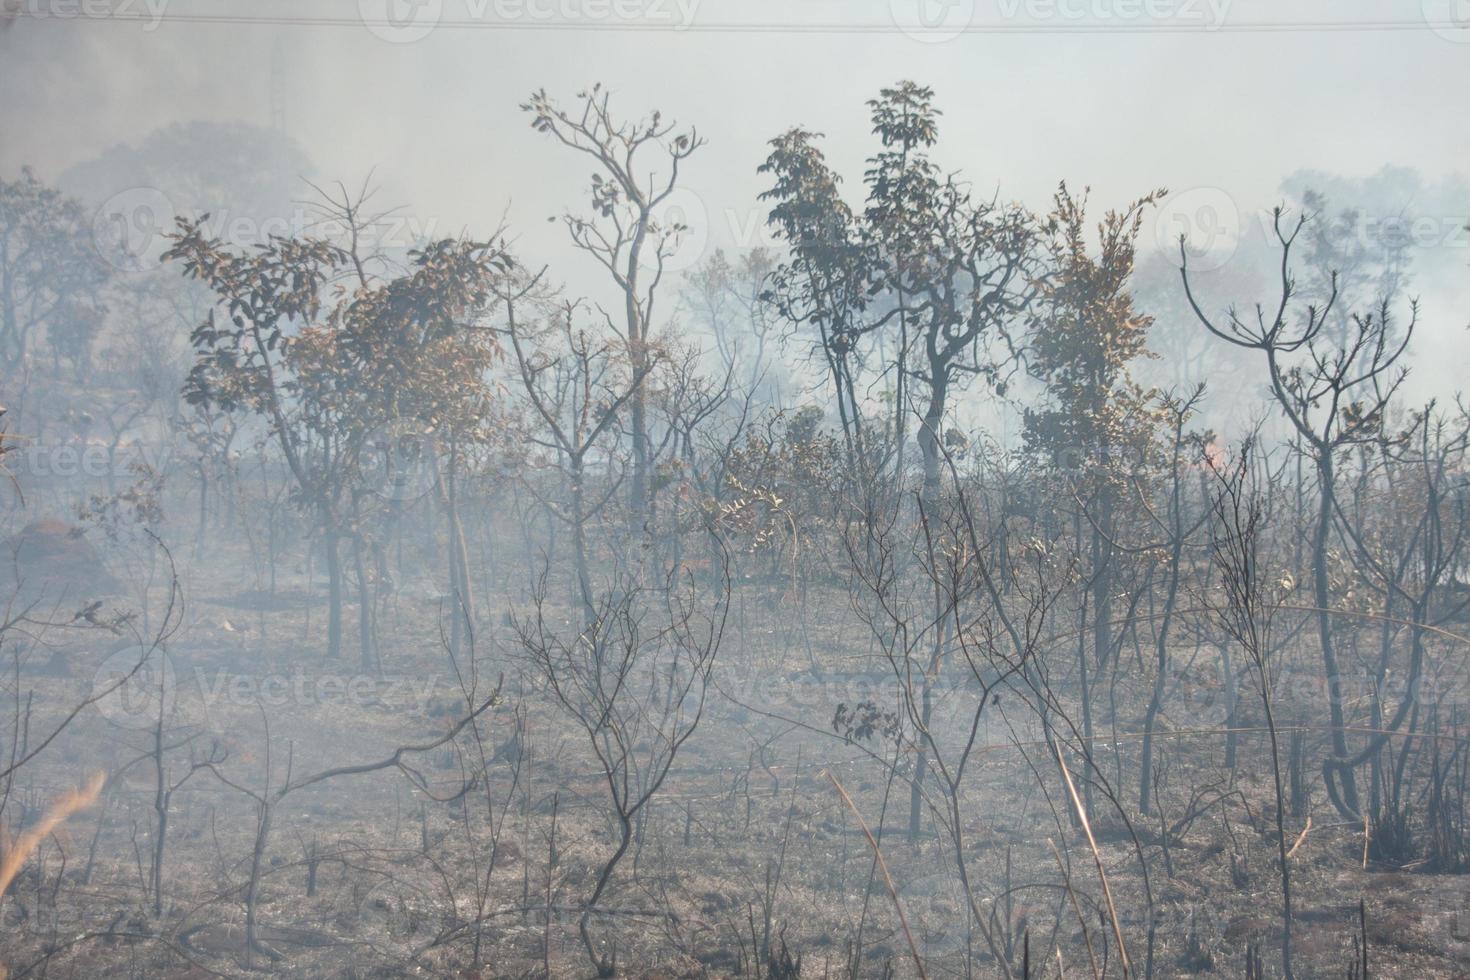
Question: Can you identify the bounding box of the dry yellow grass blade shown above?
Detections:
[1286,816,1313,861]
[1054,744,1132,979]
[0,773,104,900]
[0,772,104,980]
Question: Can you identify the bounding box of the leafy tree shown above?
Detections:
[863,82,1041,499]
[63,122,318,478]
[762,83,1046,842]
[758,127,879,483]
[1024,183,1166,808]
[0,168,110,376]
[1293,187,1411,347]
[167,213,509,667]
[333,236,508,663]
[760,83,1042,502]
[61,121,313,235]
[722,405,845,577]
[1025,185,1164,466]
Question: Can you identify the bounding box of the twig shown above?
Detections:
[822,770,927,980]
[1047,838,1101,980]
[1054,744,1131,978]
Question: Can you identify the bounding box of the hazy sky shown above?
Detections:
[3,0,1467,400]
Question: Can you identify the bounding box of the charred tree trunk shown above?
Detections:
[324,525,343,661]
[1314,456,1359,817]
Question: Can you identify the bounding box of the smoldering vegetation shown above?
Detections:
[1,73,1469,980]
